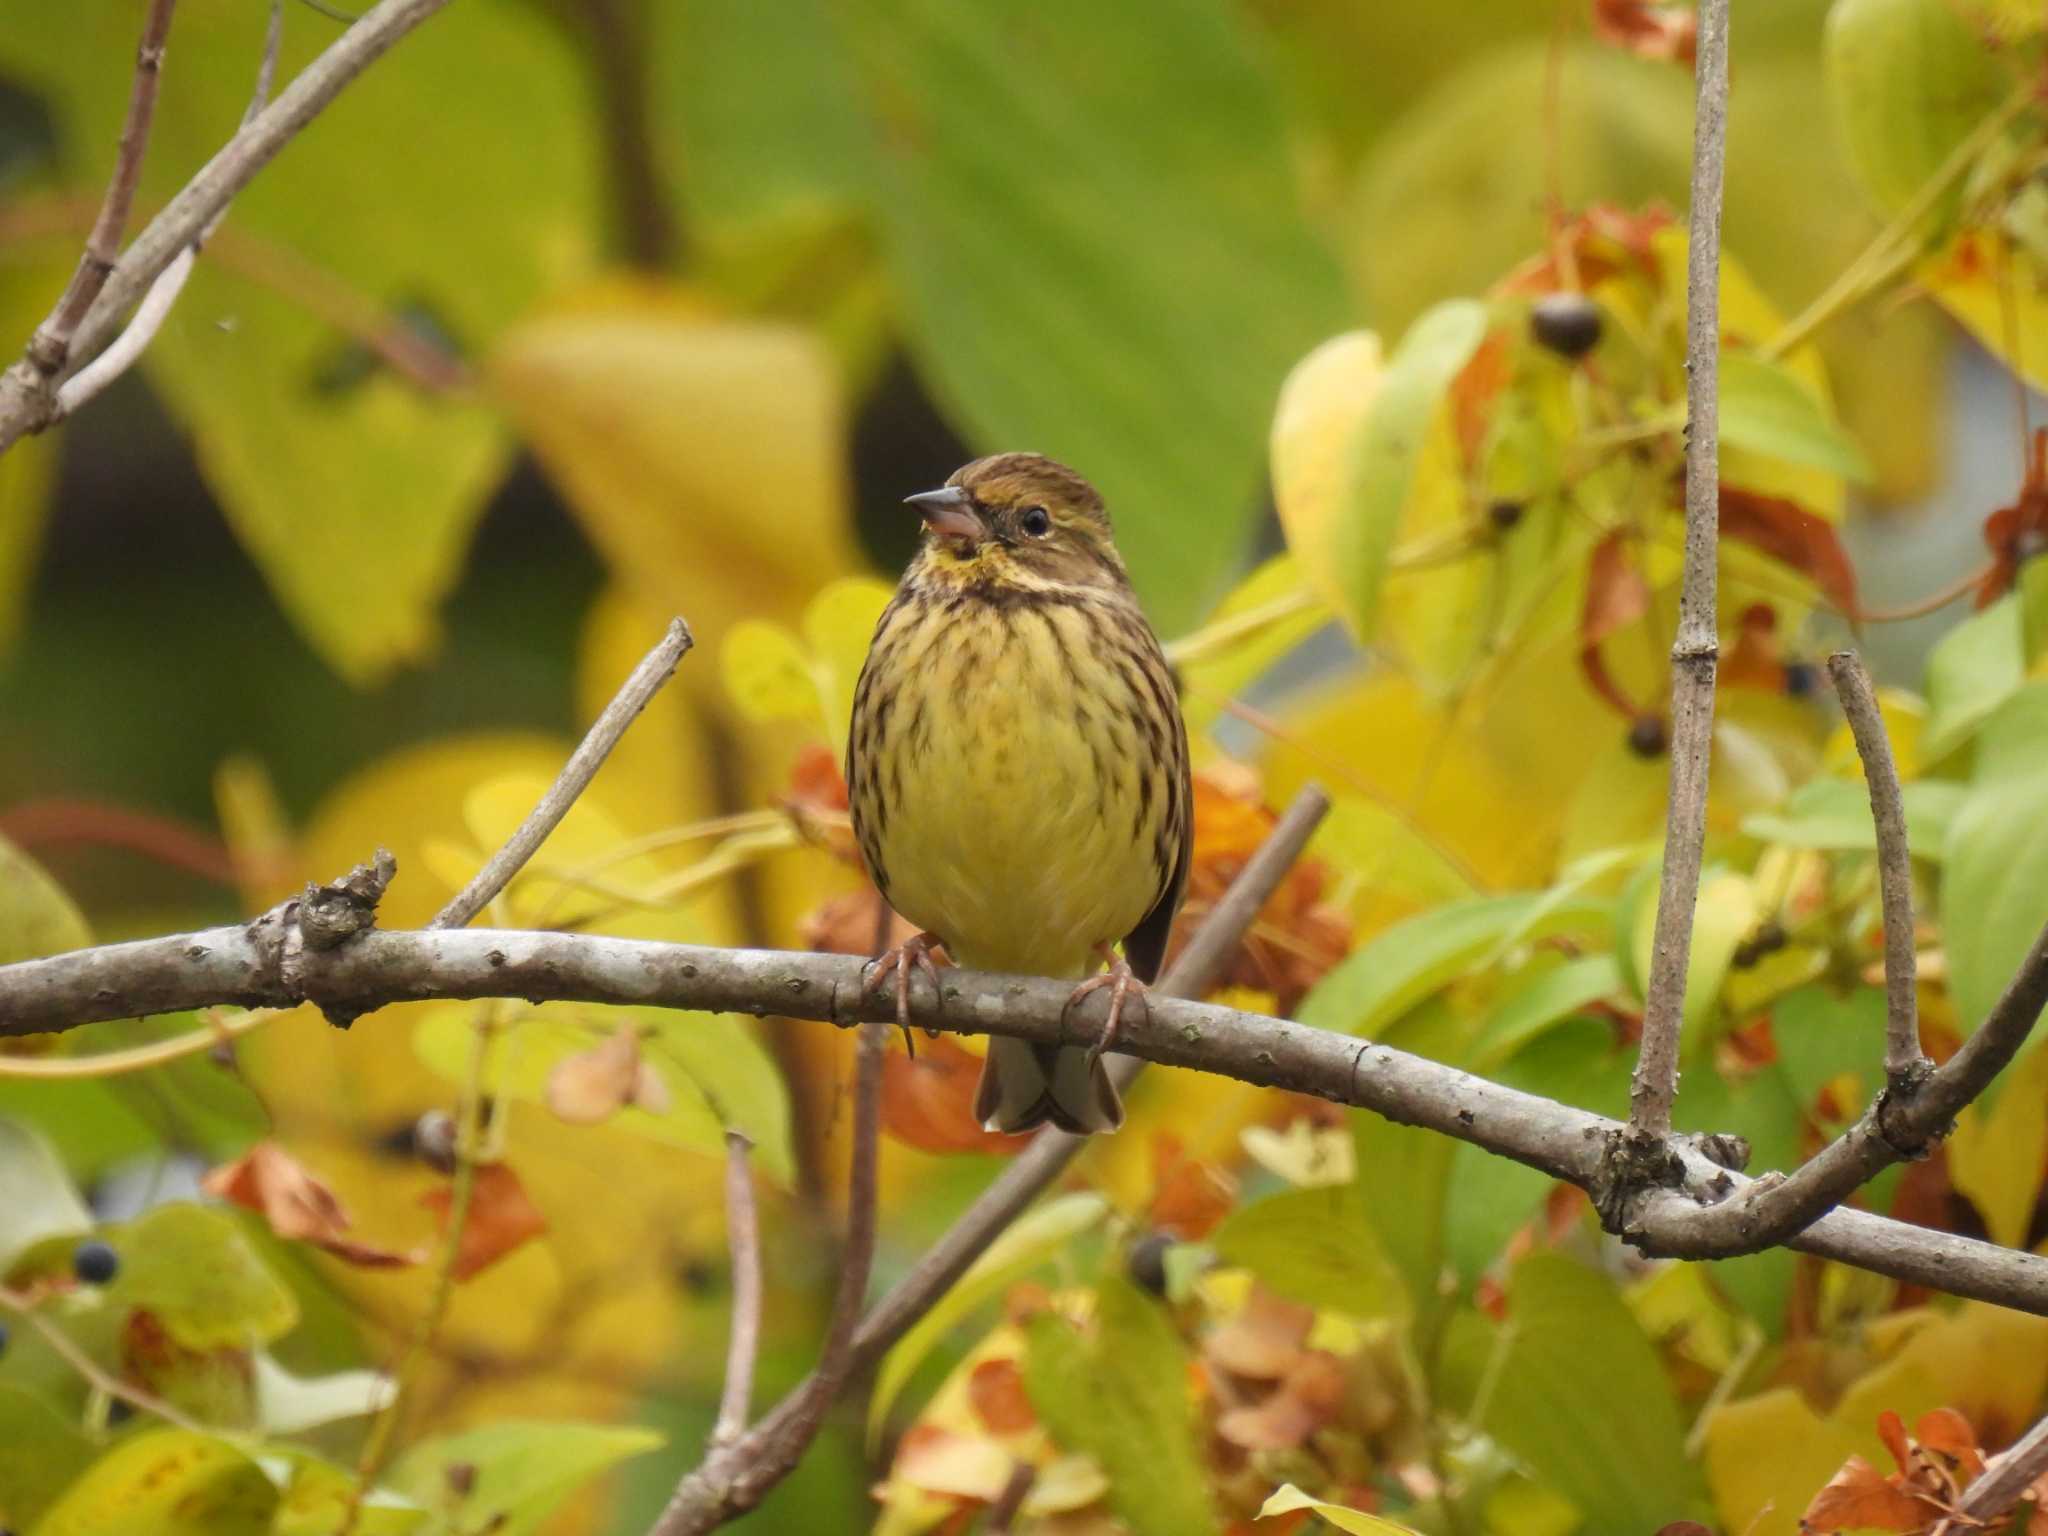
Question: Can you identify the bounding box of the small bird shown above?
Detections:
[846,454,1192,1133]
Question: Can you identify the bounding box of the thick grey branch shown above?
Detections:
[431,617,693,930]
[0,0,455,455]
[7,908,2048,1313]
[1628,0,1729,1142]
[1957,1407,2048,1524]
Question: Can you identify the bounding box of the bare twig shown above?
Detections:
[24,0,177,378]
[431,618,693,930]
[55,245,194,417]
[0,1286,235,1442]
[1627,0,1729,1141]
[648,1020,887,1536]
[710,1131,762,1446]
[1829,651,1930,1088]
[0,0,457,454]
[985,1462,1037,1533]
[643,786,1332,1534]
[1957,1409,2048,1524]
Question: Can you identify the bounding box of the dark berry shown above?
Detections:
[0,1320,10,1358]
[445,1461,478,1498]
[1127,1231,1173,1297]
[1627,713,1669,758]
[1488,499,1525,531]
[106,1399,134,1426]
[412,1109,458,1175]
[1531,293,1603,359]
[72,1240,119,1286]
[1783,661,1820,698]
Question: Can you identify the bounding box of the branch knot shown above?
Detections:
[274,849,396,1029]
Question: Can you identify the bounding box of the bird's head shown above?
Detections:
[905,454,1128,593]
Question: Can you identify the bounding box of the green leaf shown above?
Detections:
[1924,595,2025,764]
[1942,684,2048,1050]
[1824,0,2012,219]
[1258,1484,1424,1533]
[827,0,1345,635]
[1023,1276,1220,1536]
[1481,1254,1701,1534]
[387,1421,663,1536]
[0,1118,93,1276]
[0,1384,95,1531]
[1717,354,1874,483]
[1298,893,1545,1038]
[31,1429,276,1536]
[1210,1186,1406,1319]
[1352,1114,1454,1329]
[110,1204,298,1351]
[1472,955,1624,1068]
[0,262,63,662]
[1771,985,1887,1114]
[412,1003,795,1186]
[0,831,89,966]
[1618,865,1759,1054]
[1742,776,1965,855]
[1333,299,1491,640]
[0,0,604,683]
[868,1192,1107,1444]
[259,1451,425,1536]
[1672,1066,1806,1335]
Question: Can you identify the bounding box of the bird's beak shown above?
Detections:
[906,486,986,545]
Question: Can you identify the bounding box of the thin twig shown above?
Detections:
[431,618,692,930]
[1627,0,1729,1142]
[985,1462,1037,1533]
[1956,1409,2048,1524]
[642,787,1334,1535]
[1828,651,1929,1086]
[711,1131,762,1446]
[25,0,177,377]
[648,1020,887,1536]
[0,0,457,455]
[0,1286,233,1441]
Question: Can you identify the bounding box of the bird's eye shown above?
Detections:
[1019,506,1052,538]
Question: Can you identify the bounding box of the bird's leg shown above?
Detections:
[1066,942,1149,1070]
[864,931,949,1050]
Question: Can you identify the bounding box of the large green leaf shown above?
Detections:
[1331,300,1490,641]
[109,1203,298,1351]
[31,1429,276,1536]
[1472,954,1624,1067]
[1481,1254,1702,1535]
[1717,354,1873,483]
[1823,0,2012,219]
[868,1191,1106,1444]
[0,1384,94,1531]
[1742,776,1964,856]
[1943,684,2048,1049]
[387,1421,662,1536]
[1023,1276,1220,1536]
[828,0,1347,634]
[1211,1185,1406,1319]
[1923,595,2024,763]
[0,0,602,683]
[1352,1113,1455,1327]
[0,829,89,965]
[0,1118,92,1275]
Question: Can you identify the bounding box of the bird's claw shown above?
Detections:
[1066,947,1149,1071]
[864,931,948,1053]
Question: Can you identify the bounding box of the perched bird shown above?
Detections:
[846,453,1192,1134]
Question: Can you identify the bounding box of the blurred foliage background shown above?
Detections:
[6,0,2048,1533]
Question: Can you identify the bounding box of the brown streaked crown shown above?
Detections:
[950,453,1110,533]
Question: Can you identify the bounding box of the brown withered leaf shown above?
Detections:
[544,1024,671,1125]
[1215,1349,1347,1451]
[419,1162,547,1282]
[1801,1407,1988,1535]
[1203,1285,1314,1381]
[1497,204,1676,296]
[783,742,860,864]
[967,1357,1037,1436]
[1800,1455,1942,1534]
[203,1140,417,1268]
[1147,1135,1238,1241]
[1592,0,1697,63]
[1722,603,1788,692]
[1913,1406,1986,1478]
[1720,488,1862,622]
[1579,531,1651,718]
[880,1033,1028,1156]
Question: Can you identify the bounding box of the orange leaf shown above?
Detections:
[1592,0,1697,63]
[419,1162,547,1281]
[203,1140,416,1268]
[1722,603,1787,692]
[1800,1455,1942,1534]
[544,1024,669,1124]
[1215,1349,1347,1451]
[1914,1407,1986,1476]
[1877,1411,1913,1476]
[967,1357,1037,1436]
[1720,488,1862,622]
[1148,1135,1238,1241]
[881,1033,1028,1156]
[1578,532,1650,718]
[1203,1286,1313,1380]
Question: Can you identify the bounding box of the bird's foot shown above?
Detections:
[1066,944,1149,1071]
[864,931,948,1052]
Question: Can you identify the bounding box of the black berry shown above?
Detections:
[73,1240,119,1286]
[1783,661,1820,698]
[0,1320,10,1358]
[413,1109,459,1175]
[1488,499,1525,531]
[1531,293,1604,359]
[1127,1231,1173,1297]
[1627,713,1669,758]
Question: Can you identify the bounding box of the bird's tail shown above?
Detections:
[974,1036,1123,1135]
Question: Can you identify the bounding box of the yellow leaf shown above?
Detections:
[1919,230,2048,394]
[1947,1037,2048,1248]
[721,619,818,727]
[1258,1484,1422,1534]
[802,576,895,756]
[1271,330,1384,624]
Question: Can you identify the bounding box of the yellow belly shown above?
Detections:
[860,600,1162,979]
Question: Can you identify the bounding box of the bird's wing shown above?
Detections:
[1121,753,1192,986]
